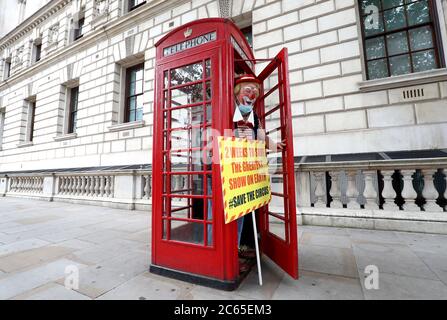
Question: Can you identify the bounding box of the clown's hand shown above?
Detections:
[276,139,286,151]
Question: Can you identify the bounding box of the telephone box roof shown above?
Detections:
[155,18,254,60]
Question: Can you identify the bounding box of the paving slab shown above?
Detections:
[348,228,402,244]
[56,265,138,299]
[0,222,22,231]
[236,257,285,300]
[52,239,97,251]
[97,272,193,300]
[37,227,97,243]
[411,250,447,286]
[0,245,76,273]
[122,229,150,243]
[360,272,447,300]
[395,232,447,254]
[352,241,438,280]
[67,239,143,265]
[109,221,149,233]
[272,270,364,300]
[76,229,131,245]
[56,248,150,299]
[12,283,91,300]
[0,238,50,257]
[301,232,352,249]
[299,244,359,279]
[298,225,350,236]
[0,258,86,300]
[0,232,29,244]
[14,215,62,225]
[181,286,250,300]
[92,248,150,274]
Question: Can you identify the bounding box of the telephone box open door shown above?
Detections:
[256,48,298,280]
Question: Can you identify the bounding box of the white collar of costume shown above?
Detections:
[233,105,254,125]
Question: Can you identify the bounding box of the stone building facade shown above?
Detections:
[0,0,446,233]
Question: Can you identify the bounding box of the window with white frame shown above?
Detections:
[72,13,85,42]
[0,108,5,149]
[25,98,36,143]
[3,56,11,80]
[124,63,144,122]
[128,0,146,12]
[32,38,42,63]
[67,86,79,134]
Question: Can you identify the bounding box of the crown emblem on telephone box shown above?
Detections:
[184,28,192,38]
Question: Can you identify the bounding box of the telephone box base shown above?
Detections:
[149,264,251,291]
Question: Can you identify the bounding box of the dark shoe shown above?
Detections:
[239,245,256,259]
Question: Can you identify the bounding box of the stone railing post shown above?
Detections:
[381,170,399,210]
[42,174,56,201]
[421,169,443,212]
[346,170,360,209]
[114,172,135,208]
[363,170,379,209]
[401,169,420,211]
[144,175,151,199]
[444,169,447,211]
[295,171,311,207]
[135,174,144,199]
[105,176,111,197]
[312,171,326,208]
[94,176,100,196]
[329,171,343,208]
[99,176,105,197]
[0,175,8,196]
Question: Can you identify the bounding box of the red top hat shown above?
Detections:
[235,74,261,86]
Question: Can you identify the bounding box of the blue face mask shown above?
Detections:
[238,104,253,115]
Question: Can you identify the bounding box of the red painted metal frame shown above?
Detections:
[257,48,299,279]
[152,18,298,283]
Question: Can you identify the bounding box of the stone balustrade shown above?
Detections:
[56,174,115,198]
[294,158,447,233]
[1,159,447,233]
[9,176,44,194]
[141,174,152,200]
[299,163,446,212]
[0,169,153,210]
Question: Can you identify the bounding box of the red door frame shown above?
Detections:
[257,48,299,279]
[152,19,254,282]
[152,48,223,278]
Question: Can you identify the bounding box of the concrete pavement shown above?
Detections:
[0,197,446,300]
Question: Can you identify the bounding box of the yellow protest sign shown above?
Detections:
[217,136,271,224]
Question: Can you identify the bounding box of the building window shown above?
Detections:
[27,101,36,142]
[360,0,443,80]
[129,0,146,11]
[68,86,79,133]
[4,57,11,80]
[73,17,85,40]
[33,40,42,63]
[125,64,144,122]
[241,26,253,49]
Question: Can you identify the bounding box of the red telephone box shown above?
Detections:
[151,18,298,290]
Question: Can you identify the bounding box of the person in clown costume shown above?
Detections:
[232,74,285,268]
